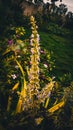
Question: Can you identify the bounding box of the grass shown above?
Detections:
[39,31,73,78]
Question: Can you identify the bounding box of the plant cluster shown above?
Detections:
[1,16,73,130]
[5,16,65,116]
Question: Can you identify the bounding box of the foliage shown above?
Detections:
[47,23,70,36]
[58,73,73,86]
[0,16,67,130]
[6,16,60,114]
[0,4,73,127]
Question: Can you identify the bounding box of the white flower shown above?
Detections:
[15,65,19,69]
[17,55,21,58]
[31,34,34,38]
[52,76,55,80]
[48,91,51,97]
[44,64,48,68]
[37,34,40,43]
[11,74,17,79]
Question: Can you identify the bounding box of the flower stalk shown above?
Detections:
[28,16,40,104]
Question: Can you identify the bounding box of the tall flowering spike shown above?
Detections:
[29,16,40,101]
